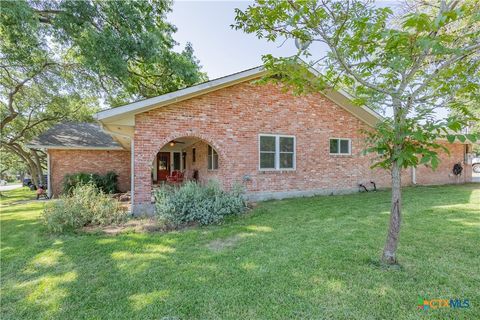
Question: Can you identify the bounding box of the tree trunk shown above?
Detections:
[382,160,402,264]
[29,163,40,187]
[3,143,42,187]
[31,149,44,185]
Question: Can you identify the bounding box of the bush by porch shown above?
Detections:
[154,181,247,227]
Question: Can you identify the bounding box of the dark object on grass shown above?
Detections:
[24,175,48,189]
[36,185,49,200]
[370,181,377,192]
[359,184,368,192]
[453,163,463,176]
[23,178,32,187]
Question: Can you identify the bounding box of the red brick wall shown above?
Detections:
[133,81,469,205]
[415,142,470,185]
[183,140,221,184]
[49,149,131,196]
[133,81,390,204]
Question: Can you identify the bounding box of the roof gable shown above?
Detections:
[95,66,266,123]
[95,66,382,127]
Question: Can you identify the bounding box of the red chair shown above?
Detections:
[166,171,179,183]
[176,171,184,183]
[167,171,184,183]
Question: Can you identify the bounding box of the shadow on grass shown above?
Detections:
[1,184,479,319]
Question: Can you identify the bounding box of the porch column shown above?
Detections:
[130,139,135,207]
[132,138,155,215]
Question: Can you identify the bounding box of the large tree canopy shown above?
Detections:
[1,0,206,186]
[234,0,479,264]
[1,0,206,104]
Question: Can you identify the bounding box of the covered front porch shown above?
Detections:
[151,136,219,186]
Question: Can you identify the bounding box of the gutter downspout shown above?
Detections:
[47,151,52,198]
[130,139,134,211]
[412,167,417,185]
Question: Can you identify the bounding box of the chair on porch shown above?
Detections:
[166,170,184,183]
[176,171,184,183]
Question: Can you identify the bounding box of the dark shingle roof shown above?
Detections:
[28,122,123,149]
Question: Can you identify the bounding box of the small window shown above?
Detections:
[173,152,181,170]
[259,134,295,170]
[192,148,196,163]
[260,136,276,169]
[330,138,351,155]
[208,145,218,170]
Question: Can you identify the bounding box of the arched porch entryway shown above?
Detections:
[132,132,229,215]
[151,136,222,186]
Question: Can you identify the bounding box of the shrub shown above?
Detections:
[63,171,118,194]
[42,183,127,233]
[102,171,118,194]
[154,181,247,227]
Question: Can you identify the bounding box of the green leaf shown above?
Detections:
[420,155,431,164]
[456,135,466,143]
[403,13,432,32]
[446,135,456,143]
[431,156,439,170]
[447,122,462,132]
[397,155,404,167]
[413,131,424,141]
[465,134,478,143]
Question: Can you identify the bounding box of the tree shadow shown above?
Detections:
[2,184,478,319]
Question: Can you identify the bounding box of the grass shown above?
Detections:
[1,185,479,319]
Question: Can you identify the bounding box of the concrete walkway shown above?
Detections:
[0,184,23,192]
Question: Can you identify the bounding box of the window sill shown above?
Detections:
[329,153,353,157]
[259,169,296,173]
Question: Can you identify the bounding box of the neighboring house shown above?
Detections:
[28,67,472,214]
[27,122,131,196]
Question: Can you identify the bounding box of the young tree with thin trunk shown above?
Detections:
[234,0,479,264]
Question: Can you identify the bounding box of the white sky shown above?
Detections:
[168,1,450,119]
[169,0,401,79]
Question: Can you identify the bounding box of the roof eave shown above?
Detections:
[26,144,125,151]
[95,64,383,128]
[95,66,267,123]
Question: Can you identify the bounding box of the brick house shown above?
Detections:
[28,67,472,214]
[28,122,131,196]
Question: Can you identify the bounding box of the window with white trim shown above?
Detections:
[329,138,351,155]
[259,134,295,170]
[208,145,218,170]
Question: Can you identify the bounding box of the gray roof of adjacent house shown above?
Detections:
[27,122,123,150]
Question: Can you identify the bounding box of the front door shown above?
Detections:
[157,152,170,181]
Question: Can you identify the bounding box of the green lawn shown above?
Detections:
[1,185,479,319]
